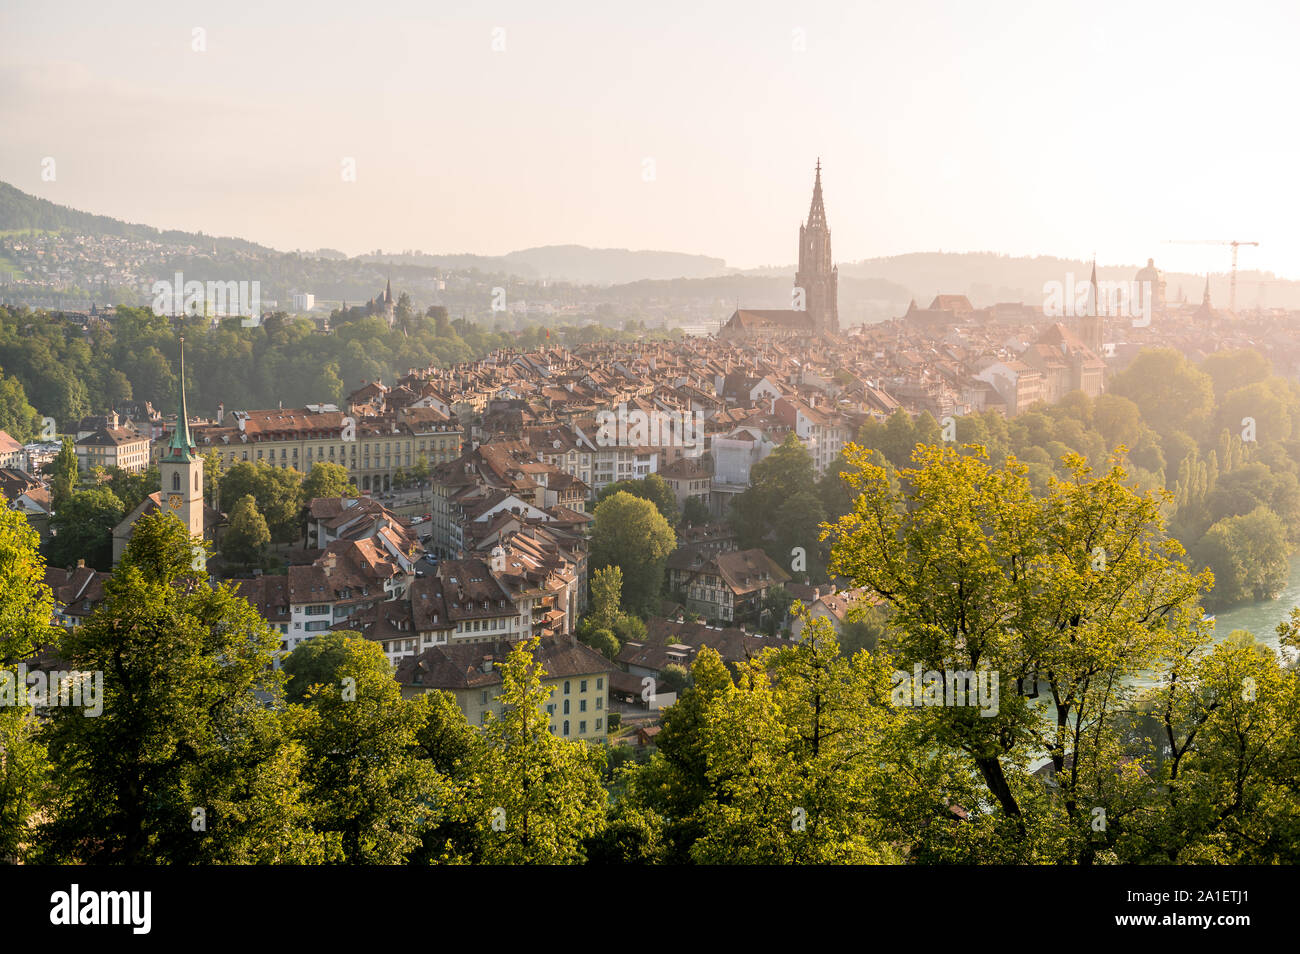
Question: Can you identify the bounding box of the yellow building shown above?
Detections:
[180,405,463,492]
[76,425,152,474]
[395,638,612,742]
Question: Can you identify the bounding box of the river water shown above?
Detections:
[1208,552,1300,655]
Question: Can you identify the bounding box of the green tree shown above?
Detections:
[46,486,124,570]
[680,495,710,526]
[1110,348,1214,439]
[590,491,676,615]
[219,460,304,544]
[282,630,352,704]
[46,436,79,506]
[201,451,222,511]
[410,453,431,487]
[826,442,1211,861]
[224,494,271,567]
[104,464,160,515]
[448,638,607,863]
[597,473,678,525]
[0,507,56,861]
[293,635,440,864]
[1194,506,1289,607]
[618,647,734,861]
[258,464,306,544]
[1142,633,1300,862]
[0,369,40,443]
[731,433,817,551]
[773,489,826,578]
[760,585,795,634]
[312,363,345,404]
[218,460,260,512]
[658,663,690,695]
[1201,347,1271,401]
[611,613,647,647]
[581,627,620,661]
[38,511,326,863]
[407,688,485,861]
[688,618,903,864]
[1091,393,1143,451]
[588,565,623,631]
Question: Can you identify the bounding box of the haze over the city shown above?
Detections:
[2,0,1298,278]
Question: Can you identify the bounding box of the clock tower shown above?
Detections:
[159,337,205,569]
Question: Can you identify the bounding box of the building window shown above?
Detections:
[564,680,570,695]
[579,721,587,734]
[563,699,570,715]
[580,679,587,693]
[580,699,587,712]
[563,720,570,737]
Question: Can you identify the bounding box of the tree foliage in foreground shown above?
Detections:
[7,445,1299,863]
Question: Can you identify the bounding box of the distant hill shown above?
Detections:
[0,181,271,254]
[502,245,731,285]
[361,245,731,285]
[5,180,1298,311]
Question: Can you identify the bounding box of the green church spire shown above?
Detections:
[166,337,196,461]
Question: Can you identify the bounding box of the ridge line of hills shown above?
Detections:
[3,180,1299,311]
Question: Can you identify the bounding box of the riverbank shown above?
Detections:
[1209,552,1300,655]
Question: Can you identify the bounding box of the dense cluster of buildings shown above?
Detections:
[14,163,1300,744]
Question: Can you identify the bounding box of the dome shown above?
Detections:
[1135,257,1162,281]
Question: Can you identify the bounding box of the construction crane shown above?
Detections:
[1165,239,1260,314]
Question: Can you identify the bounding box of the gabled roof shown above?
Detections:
[394,637,611,692]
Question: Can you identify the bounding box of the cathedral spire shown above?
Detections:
[807,158,827,231]
[1089,255,1099,316]
[166,337,196,462]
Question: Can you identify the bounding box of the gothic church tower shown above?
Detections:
[794,159,839,335]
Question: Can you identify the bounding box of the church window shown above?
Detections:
[172,472,181,491]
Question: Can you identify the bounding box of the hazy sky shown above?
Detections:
[3,0,1299,277]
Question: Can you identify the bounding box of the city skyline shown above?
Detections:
[4,0,1300,279]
